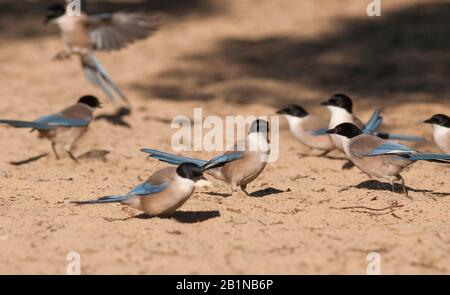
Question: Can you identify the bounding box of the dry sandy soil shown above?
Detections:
[0,0,449,274]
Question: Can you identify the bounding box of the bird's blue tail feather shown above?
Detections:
[375,132,424,142]
[72,195,130,204]
[362,109,383,134]
[0,119,50,130]
[406,153,450,161]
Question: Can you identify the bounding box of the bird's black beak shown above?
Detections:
[423,118,434,124]
[326,128,336,134]
[44,17,50,25]
[276,109,286,114]
[320,101,330,106]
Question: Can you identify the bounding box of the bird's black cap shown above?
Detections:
[321,93,353,114]
[424,114,450,128]
[326,122,362,138]
[176,163,205,181]
[78,95,102,108]
[44,4,65,24]
[276,104,309,118]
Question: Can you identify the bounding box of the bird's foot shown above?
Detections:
[53,50,72,61]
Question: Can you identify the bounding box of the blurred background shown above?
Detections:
[0,0,448,109]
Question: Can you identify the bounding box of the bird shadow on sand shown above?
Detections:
[205,191,232,198]
[249,187,287,198]
[339,180,450,198]
[131,210,220,223]
[134,2,450,109]
[95,107,132,128]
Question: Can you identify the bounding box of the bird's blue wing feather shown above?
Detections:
[310,128,328,136]
[406,154,450,161]
[127,182,169,196]
[202,152,244,170]
[73,182,169,204]
[141,148,207,167]
[376,133,424,142]
[34,114,90,128]
[365,142,415,157]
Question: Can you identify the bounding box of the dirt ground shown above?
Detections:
[0,0,449,274]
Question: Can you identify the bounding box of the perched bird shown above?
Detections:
[276,104,334,156]
[326,123,450,196]
[320,93,422,151]
[44,3,160,102]
[424,114,450,153]
[142,119,270,195]
[0,95,101,161]
[73,163,205,217]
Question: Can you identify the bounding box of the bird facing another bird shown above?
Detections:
[326,123,450,196]
[73,163,205,217]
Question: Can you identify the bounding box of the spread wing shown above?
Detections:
[85,12,160,51]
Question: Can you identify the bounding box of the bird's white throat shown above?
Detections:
[248,132,270,152]
[283,114,304,131]
[328,106,353,127]
[433,124,449,137]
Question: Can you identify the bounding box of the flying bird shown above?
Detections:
[44,3,160,103]
[424,114,450,153]
[0,95,101,161]
[73,163,205,217]
[142,119,270,195]
[326,123,450,196]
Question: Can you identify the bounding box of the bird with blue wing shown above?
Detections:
[0,95,101,161]
[73,163,205,217]
[320,93,423,152]
[142,119,271,196]
[44,3,160,103]
[326,123,450,196]
[276,105,335,156]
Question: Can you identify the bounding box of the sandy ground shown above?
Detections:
[0,0,449,274]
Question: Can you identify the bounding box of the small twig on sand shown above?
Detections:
[331,204,404,212]
[330,204,404,217]
[8,153,48,166]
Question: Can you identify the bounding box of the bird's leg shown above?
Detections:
[51,142,60,160]
[397,175,409,198]
[53,50,73,61]
[390,178,396,193]
[240,184,250,196]
[230,183,240,197]
[317,149,331,157]
[65,145,79,163]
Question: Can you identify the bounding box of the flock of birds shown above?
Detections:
[0,3,449,218]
